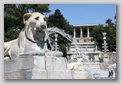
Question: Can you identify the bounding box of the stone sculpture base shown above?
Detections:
[4,56,73,79]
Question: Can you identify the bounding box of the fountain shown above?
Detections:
[43,27,73,57]
[4,12,114,79]
[5,25,93,79]
[4,26,111,79]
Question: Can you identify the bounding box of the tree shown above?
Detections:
[28,4,50,14]
[105,19,114,27]
[4,4,50,42]
[4,4,22,41]
[91,18,116,52]
[47,9,72,34]
[91,24,104,50]
[47,9,73,57]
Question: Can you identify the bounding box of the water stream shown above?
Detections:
[44,27,73,50]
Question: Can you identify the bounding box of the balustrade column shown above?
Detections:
[87,27,90,38]
[80,27,83,38]
[73,28,76,38]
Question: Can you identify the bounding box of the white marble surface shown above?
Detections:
[4,55,73,79]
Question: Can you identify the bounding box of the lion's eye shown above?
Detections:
[35,16,39,20]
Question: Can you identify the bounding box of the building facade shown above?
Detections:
[67,24,100,62]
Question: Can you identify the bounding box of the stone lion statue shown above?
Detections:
[4,12,48,60]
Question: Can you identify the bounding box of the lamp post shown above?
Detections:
[102,32,109,63]
[102,32,107,53]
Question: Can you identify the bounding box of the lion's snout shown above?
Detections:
[40,24,46,29]
[37,22,47,32]
[36,25,46,32]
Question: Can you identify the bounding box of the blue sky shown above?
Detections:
[46,4,116,25]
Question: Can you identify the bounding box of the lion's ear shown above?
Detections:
[44,16,48,21]
[23,13,31,24]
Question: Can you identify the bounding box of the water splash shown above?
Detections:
[45,27,73,42]
[44,27,73,50]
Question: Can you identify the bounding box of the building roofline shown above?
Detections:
[73,24,97,27]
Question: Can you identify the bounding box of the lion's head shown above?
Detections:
[23,12,47,42]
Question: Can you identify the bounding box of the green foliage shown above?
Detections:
[4,27,20,41]
[105,19,114,27]
[47,9,73,34]
[4,4,50,42]
[47,9,73,57]
[91,24,104,50]
[91,18,116,52]
[59,44,67,57]
[27,4,50,14]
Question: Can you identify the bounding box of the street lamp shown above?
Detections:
[102,32,109,63]
[102,32,106,36]
[102,32,107,53]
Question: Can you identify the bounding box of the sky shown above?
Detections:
[46,4,116,25]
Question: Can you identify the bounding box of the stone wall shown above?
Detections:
[4,55,73,79]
